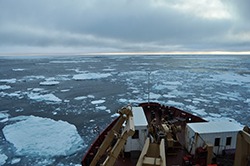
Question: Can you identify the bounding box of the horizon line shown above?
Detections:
[0,50,250,56]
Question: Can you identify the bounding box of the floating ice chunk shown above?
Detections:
[0,153,7,165]
[89,119,95,122]
[40,81,59,86]
[153,84,168,90]
[50,60,85,63]
[166,100,184,107]
[105,109,111,113]
[148,92,161,99]
[2,116,84,157]
[111,113,120,118]
[192,108,207,116]
[0,85,11,90]
[11,158,21,164]
[0,112,10,123]
[28,93,62,102]
[96,106,107,110]
[244,99,250,104]
[211,73,250,85]
[13,68,25,71]
[132,90,140,94]
[73,73,111,80]
[74,96,87,100]
[209,113,222,118]
[61,89,70,92]
[118,98,128,103]
[32,88,44,92]
[0,78,16,84]
[91,100,105,105]
[87,95,95,98]
[23,75,45,81]
[163,94,176,98]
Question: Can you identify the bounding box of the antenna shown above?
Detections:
[147,72,151,104]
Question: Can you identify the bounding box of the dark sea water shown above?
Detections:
[0,54,250,165]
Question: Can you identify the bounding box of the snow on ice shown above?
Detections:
[2,116,84,157]
[0,85,11,90]
[73,73,111,80]
[74,96,87,100]
[12,68,25,71]
[91,100,105,105]
[0,112,10,123]
[0,78,16,84]
[39,81,60,86]
[27,92,62,102]
[0,153,7,165]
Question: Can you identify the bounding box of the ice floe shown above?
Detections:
[22,75,45,81]
[96,106,107,111]
[210,73,250,85]
[91,100,105,105]
[148,92,162,99]
[61,89,70,92]
[87,95,95,98]
[111,113,120,118]
[0,91,23,99]
[73,73,111,80]
[105,109,111,113]
[11,158,21,164]
[0,85,11,90]
[12,68,25,71]
[0,78,16,84]
[39,81,60,86]
[27,92,62,102]
[166,100,184,107]
[2,116,84,157]
[0,111,10,123]
[0,153,7,165]
[74,96,87,100]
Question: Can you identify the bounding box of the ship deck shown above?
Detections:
[115,102,207,166]
[82,102,208,166]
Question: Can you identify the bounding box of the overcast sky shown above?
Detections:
[0,0,250,54]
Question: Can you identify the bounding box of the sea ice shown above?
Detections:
[96,106,107,110]
[91,100,105,105]
[0,78,16,84]
[39,81,60,86]
[11,158,21,164]
[111,113,120,118]
[61,89,70,92]
[0,153,7,165]
[74,96,87,100]
[105,109,111,113]
[12,68,25,71]
[73,73,111,80]
[2,116,84,157]
[211,73,250,85]
[166,100,184,107]
[87,95,95,98]
[118,98,127,103]
[0,85,11,90]
[148,92,161,99]
[0,112,10,123]
[27,93,62,102]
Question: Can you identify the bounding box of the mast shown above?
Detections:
[147,72,151,104]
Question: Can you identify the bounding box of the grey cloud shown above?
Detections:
[0,0,249,52]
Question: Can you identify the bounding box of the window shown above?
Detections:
[214,138,220,146]
[226,137,232,146]
[132,130,139,139]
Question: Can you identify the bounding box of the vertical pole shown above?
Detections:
[147,72,151,104]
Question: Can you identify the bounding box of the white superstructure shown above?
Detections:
[124,107,148,152]
[185,121,242,155]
